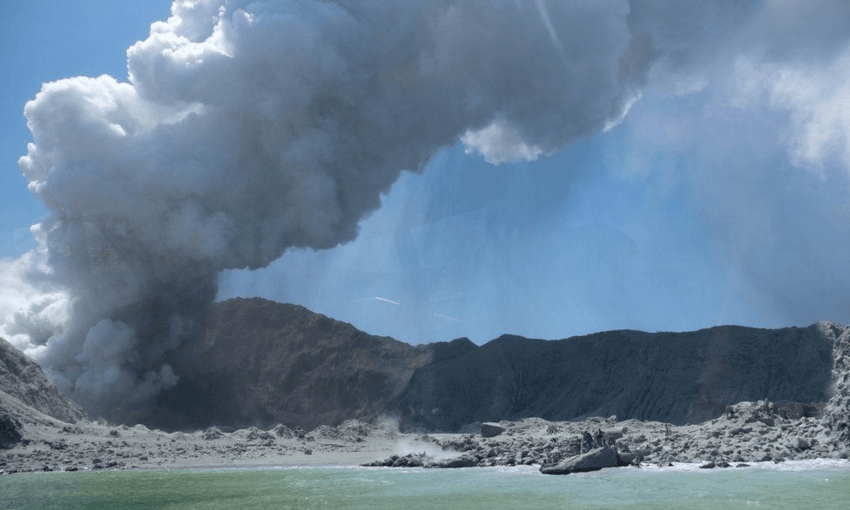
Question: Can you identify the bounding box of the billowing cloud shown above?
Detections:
[8,0,648,422]
[217,0,850,344]
[0,247,69,357]
[7,0,850,422]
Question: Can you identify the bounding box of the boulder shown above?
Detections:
[437,454,478,468]
[615,451,640,466]
[603,427,626,442]
[774,401,825,420]
[271,423,294,438]
[540,446,618,475]
[481,422,506,438]
[793,437,811,450]
[0,411,23,449]
[202,427,224,440]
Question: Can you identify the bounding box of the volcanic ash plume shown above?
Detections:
[8,0,648,422]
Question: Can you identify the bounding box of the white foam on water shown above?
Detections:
[394,438,458,461]
[618,458,850,476]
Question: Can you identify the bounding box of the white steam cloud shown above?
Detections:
[8,0,849,422]
[216,0,850,344]
[4,0,646,422]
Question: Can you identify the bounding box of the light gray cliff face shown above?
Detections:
[821,322,850,442]
[0,337,86,425]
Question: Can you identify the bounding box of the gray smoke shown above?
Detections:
[11,0,650,422]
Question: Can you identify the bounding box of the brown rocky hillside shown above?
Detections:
[144,298,474,430]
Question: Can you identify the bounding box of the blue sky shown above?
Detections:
[3,0,850,355]
[1,0,173,255]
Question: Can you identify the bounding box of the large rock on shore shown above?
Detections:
[481,422,505,438]
[540,446,619,475]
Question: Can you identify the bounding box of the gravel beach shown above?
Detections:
[2,399,848,475]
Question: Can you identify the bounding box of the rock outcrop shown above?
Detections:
[0,337,86,424]
[144,298,475,430]
[481,422,505,438]
[821,323,850,443]
[540,446,619,474]
[0,411,23,449]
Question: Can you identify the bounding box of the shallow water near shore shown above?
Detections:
[2,461,848,509]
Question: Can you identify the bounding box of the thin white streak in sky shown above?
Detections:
[432,312,460,323]
[536,0,568,66]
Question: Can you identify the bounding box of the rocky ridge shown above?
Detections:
[145,299,842,433]
[393,323,838,431]
[0,337,86,425]
[145,298,476,431]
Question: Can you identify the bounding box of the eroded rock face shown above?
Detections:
[41,296,837,434]
[0,411,23,449]
[394,324,841,431]
[0,337,86,424]
[138,300,847,433]
[144,298,476,431]
[821,323,850,443]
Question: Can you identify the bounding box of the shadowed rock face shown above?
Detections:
[141,299,841,432]
[143,298,476,431]
[392,324,839,431]
[0,337,86,424]
[10,297,841,434]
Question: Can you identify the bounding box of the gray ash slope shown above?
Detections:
[1,336,87,449]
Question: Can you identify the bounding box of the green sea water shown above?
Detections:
[1,461,848,509]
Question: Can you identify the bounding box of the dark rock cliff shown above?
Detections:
[144,298,475,430]
[145,299,840,433]
[6,298,844,434]
[391,324,838,431]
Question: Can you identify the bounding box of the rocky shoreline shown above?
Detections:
[3,398,848,476]
[364,400,850,473]
[2,311,849,476]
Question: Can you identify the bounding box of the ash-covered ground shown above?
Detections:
[1,400,848,475]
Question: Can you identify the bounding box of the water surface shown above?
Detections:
[1,460,848,509]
